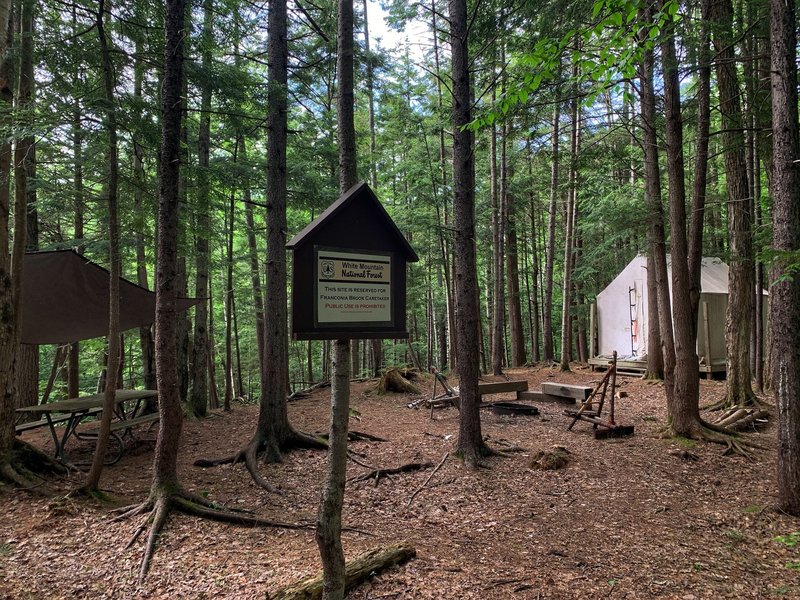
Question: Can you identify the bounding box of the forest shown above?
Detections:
[1,0,800,597]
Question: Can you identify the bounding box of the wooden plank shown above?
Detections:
[541,382,592,400]
[15,407,104,435]
[517,390,576,404]
[477,380,529,395]
[15,415,71,434]
[82,412,160,434]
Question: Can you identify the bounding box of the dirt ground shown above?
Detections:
[3,365,800,599]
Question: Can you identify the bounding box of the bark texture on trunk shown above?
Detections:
[543,101,559,362]
[0,0,23,476]
[662,30,701,431]
[258,0,292,459]
[316,340,350,599]
[559,90,579,372]
[639,10,674,398]
[506,216,525,366]
[189,0,213,418]
[152,0,187,491]
[450,0,483,466]
[710,0,755,407]
[317,0,357,596]
[84,0,121,490]
[769,0,800,515]
[15,0,36,409]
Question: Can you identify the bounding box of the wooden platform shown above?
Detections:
[477,380,529,395]
[540,382,591,400]
[518,390,577,405]
[589,356,726,379]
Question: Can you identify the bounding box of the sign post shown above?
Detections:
[287,183,419,341]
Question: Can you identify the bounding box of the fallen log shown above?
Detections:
[713,407,769,431]
[271,541,416,600]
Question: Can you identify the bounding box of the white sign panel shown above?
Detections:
[316,249,392,325]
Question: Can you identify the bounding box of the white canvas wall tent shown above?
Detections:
[589,255,763,378]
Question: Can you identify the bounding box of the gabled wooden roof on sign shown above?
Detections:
[286,182,419,262]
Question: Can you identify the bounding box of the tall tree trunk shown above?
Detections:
[224,187,235,411]
[132,36,155,394]
[189,0,213,418]
[68,4,84,398]
[317,0,355,594]
[710,0,756,406]
[543,99,559,362]
[689,0,711,331]
[0,0,29,485]
[15,0,36,409]
[769,0,800,515]
[639,8,672,392]
[527,164,541,364]
[450,0,485,466]
[175,0,191,406]
[242,143,266,368]
[430,0,456,372]
[662,26,702,432]
[504,142,525,367]
[559,84,579,372]
[490,116,504,375]
[755,17,772,389]
[84,0,120,490]
[152,0,186,495]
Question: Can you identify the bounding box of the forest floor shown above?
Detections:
[3,365,800,599]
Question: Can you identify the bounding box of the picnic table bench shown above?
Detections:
[421,371,530,417]
[15,389,158,464]
[15,408,102,435]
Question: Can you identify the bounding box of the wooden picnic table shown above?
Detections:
[15,389,158,463]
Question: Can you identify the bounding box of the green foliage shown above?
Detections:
[470,0,682,130]
[724,529,746,543]
[774,532,800,548]
[759,248,800,285]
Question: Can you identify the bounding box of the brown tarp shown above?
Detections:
[20,250,202,345]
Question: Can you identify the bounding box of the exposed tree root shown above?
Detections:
[0,439,70,494]
[484,436,528,453]
[641,371,663,382]
[346,452,377,469]
[287,380,331,401]
[660,419,764,459]
[242,439,280,494]
[71,486,118,504]
[192,428,328,492]
[117,487,314,582]
[407,453,448,507]
[12,439,68,475]
[0,462,48,493]
[457,441,498,469]
[349,462,434,486]
[314,430,388,443]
